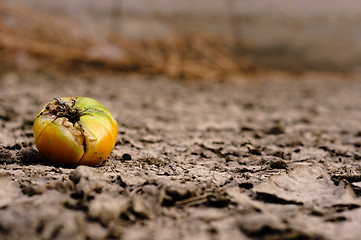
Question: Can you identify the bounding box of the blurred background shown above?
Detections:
[1,0,360,79]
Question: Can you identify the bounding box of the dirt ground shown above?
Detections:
[0,72,361,240]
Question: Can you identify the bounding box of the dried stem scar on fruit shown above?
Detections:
[33,97,118,166]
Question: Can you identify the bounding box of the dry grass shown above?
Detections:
[0,2,253,79]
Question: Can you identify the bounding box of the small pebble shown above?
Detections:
[122,153,132,161]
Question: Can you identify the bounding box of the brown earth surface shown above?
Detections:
[0,72,361,240]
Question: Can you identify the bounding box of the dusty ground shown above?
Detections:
[0,72,361,240]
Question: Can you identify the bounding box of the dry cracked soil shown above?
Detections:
[0,72,361,240]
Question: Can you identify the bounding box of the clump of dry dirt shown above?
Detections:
[0,72,361,239]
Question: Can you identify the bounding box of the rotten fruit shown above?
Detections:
[33,97,118,166]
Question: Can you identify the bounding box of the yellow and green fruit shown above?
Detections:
[33,97,118,166]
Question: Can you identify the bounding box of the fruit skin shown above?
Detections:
[33,97,118,166]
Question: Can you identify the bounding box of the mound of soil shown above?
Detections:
[0,72,361,239]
